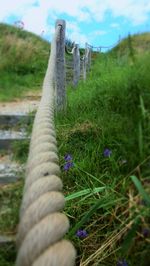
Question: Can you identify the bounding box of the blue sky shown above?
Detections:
[0,0,150,50]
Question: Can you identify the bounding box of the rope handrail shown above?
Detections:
[65,45,74,55]
[86,41,118,50]
[16,19,118,265]
[16,20,76,266]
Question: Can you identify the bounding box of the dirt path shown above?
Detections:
[0,100,39,115]
[0,91,42,114]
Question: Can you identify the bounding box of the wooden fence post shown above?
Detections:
[88,47,92,71]
[82,55,86,81]
[73,44,80,87]
[83,43,92,81]
[55,19,66,111]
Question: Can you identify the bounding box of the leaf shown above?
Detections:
[139,95,146,119]
[130,175,150,206]
[65,187,105,201]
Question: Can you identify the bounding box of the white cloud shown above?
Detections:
[21,6,48,35]
[1,0,150,45]
[1,0,150,25]
[77,11,92,22]
[92,30,107,36]
[110,23,119,28]
[107,0,150,25]
[66,21,88,46]
[0,0,36,20]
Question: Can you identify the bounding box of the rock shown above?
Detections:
[0,160,24,184]
[0,114,34,127]
[0,130,30,150]
[0,235,15,245]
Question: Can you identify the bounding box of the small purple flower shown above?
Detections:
[103,148,112,157]
[117,259,128,266]
[142,228,150,238]
[76,229,88,239]
[63,161,74,171]
[64,154,72,161]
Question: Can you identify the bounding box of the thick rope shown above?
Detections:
[65,45,74,55]
[16,23,76,266]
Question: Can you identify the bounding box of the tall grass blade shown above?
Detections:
[65,187,105,201]
[130,175,150,206]
[139,95,146,120]
[138,121,143,159]
[121,217,140,255]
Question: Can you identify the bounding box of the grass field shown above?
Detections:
[0,23,50,101]
[0,26,150,266]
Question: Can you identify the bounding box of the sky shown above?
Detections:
[0,0,150,50]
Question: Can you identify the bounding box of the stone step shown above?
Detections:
[0,173,22,184]
[0,235,15,246]
[0,130,29,150]
[0,114,34,128]
[0,100,39,115]
[0,159,24,184]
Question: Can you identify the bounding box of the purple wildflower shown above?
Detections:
[63,161,74,171]
[64,154,72,161]
[103,148,112,157]
[142,228,150,238]
[76,229,88,239]
[117,259,128,266]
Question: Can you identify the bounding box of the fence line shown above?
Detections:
[72,44,80,86]
[67,38,117,84]
[16,19,113,266]
[65,41,92,86]
[86,41,119,51]
[16,19,76,266]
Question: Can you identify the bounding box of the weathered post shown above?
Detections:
[73,44,80,87]
[86,43,92,73]
[86,48,90,72]
[55,19,66,111]
[83,43,92,81]
[82,55,86,81]
[88,47,92,71]
[83,43,89,81]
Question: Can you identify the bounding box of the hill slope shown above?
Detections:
[111,32,150,57]
[0,23,50,101]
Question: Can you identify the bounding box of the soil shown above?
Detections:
[0,91,41,115]
[0,100,39,115]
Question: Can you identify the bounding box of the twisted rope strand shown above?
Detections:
[16,21,76,266]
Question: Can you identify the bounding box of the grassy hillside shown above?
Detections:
[55,49,150,265]
[0,23,50,101]
[0,32,150,265]
[111,32,150,58]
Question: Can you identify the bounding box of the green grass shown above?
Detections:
[111,32,150,57]
[0,23,50,101]
[54,51,150,265]
[0,181,23,266]
[0,32,150,265]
